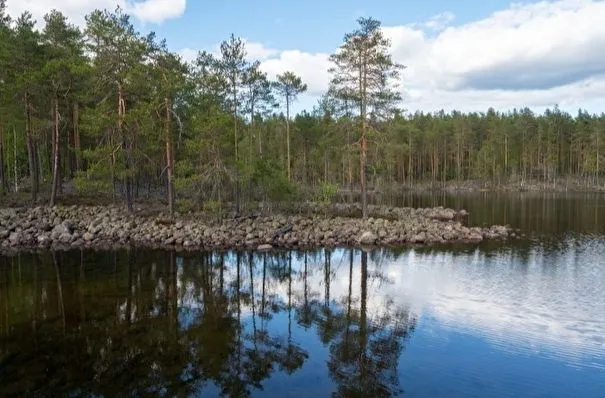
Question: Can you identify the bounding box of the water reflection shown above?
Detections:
[0,249,417,397]
[1,240,604,397]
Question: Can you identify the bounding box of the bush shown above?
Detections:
[314,181,338,204]
[249,158,297,202]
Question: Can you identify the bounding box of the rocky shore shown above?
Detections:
[0,204,514,254]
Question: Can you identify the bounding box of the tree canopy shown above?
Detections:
[0,6,603,214]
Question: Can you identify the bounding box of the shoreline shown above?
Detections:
[0,204,514,255]
[2,178,603,209]
[369,179,605,194]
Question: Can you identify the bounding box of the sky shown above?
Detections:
[7,0,605,116]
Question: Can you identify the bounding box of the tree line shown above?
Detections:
[1,2,603,218]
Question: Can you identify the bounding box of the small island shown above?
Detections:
[0,203,512,254]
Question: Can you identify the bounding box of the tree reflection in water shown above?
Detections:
[0,248,416,397]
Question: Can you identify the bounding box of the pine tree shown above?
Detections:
[274,71,307,182]
[329,17,403,218]
[81,7,152,211]
[0,0,12,194]
[243,62,275,160]
[42,10,85,206]
[218,34,248,211]
[150,40,189,216]
[12,12,44,202]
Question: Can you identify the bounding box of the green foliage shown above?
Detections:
[201,199,223,214]
[313,181,338,204]
[0,4,603,212]
[248,158,296,202]
[275,71,308,108]
[176,198,195,213]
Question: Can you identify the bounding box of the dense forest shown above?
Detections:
[0,3,603,216]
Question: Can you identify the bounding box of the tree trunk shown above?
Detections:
[303,141,307,186]
[0,120,5,195]
[117,84,132,211]
[50,96,60,206]
[25,92,38,203]
[324,148,328,183]
[233,80,240,213]
[360,131,368,219]
[408,132,413,183]
[286,95,291,182]
[347,126,353,201]
[12,127,17,193]
[456,133,461,181]
[360,59,368,219]
[597,126,600,186]
[73,102,81,173]
[165,97,174,217]
[504,134,509,176]
[233,82,238,162]
[259,122,263,159]
[249,103,254,167]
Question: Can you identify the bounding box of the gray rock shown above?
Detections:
[257,244,273,251]
[358,231,377,245]
[0,204,515,253]
[8,232,21,244]
[37,234,51,246]
[60,233,73,243]
[1,209,17,219]
[53,222,72,236]
[410,232,426,244]
[468,228,484,242]
[40,222,52,232]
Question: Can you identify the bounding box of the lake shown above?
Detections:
[1,192,604,397]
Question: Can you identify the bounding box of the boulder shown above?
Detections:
[8,232,21,245]
[358,231,377,245]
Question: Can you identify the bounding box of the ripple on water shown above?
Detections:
[380,236,605,372]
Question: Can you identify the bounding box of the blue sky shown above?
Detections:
[8,0,605,115]
[151,0,521,54]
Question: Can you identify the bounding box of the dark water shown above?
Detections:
[1,193,605,397]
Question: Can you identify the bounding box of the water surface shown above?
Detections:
[1,193,604,397]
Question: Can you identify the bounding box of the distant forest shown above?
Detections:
[0,3,603,215]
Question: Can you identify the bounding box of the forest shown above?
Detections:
[1,2,604,217]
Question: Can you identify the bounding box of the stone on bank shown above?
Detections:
[0,204,513,254]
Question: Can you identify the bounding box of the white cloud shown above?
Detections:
[177,47,198,64]
[245,40,279,61]
[127,0,186,24]
[415,11,455,31]
[260,50,331,96]
[21,0,605,114]
[204,38,278,62]
[239,0,605,114]
[6,0,186,27]
[386,0,605,112]
[6,0,118,26]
